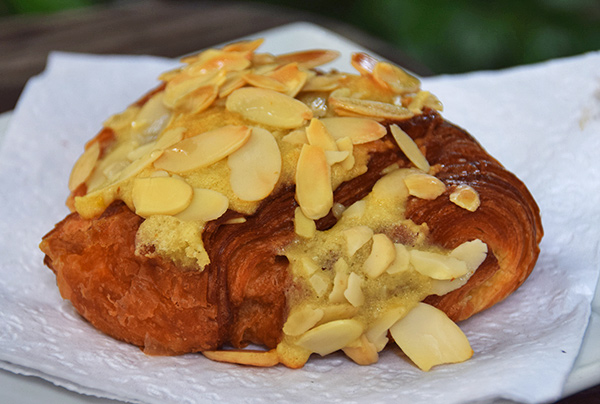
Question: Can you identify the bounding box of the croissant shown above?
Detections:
[40,39,542,370]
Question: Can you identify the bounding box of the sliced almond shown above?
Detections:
[409,250,468,280]
[218,71,247,98]
[268,63,309,97]
[363,233,396,279]
[306,118,338,151]
[202,349,279,367]
[226,87,312,129]
[283,306,324,336]
[176,84,218,114]
[335,137,355,170]
[351,52,378,76]
[320,117,387,145]
[341,200,366,220]
[222,38,264,53]
[371,169,410,201]
[163,70,225,108]
[132,92,171,138]
[344,272,365,307]
[132,176,193,217]
[185,50,251,75]
[342,334,379,366]
[69,141,100,191]
[365,307,408,351]
[301,74,343,92]
[450,184,481,212]
[404,172,446,200]
[319,304,358,325]
[389,124,430,172]
[309,272,330,298]
[296,319,363,356]
[294,207,316,238]
[329,96,413,121]
[276,49,340,69]
[154,125,251,173]
[407,90,443,113]
[387,243,411,274]
[175,188,229,222]
[228,127,281,201]
[450,239,488,272]
[325,150,350,166]
[342,226,373,257]
[282,128,308,144]
[329,258,350,304]
[296,257,320,278]
[155,127,185,150]
[243,72,289,92]
[372,62,420,94]
[389,303,473,371]
[295,144,333,220]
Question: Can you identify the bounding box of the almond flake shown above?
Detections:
[226,87,313,129]
[329,258,350,304]
[228,127,281,201]
[363,234,396,279]
[283,307,324,336]
[329,96,413,121]
[301,74,343,92]
[351,52,378,76]
[306,118,338,151]
[294,207,316,238]
[282,129,308,144]
[176,84,218,114]
[154,125,251,173]
[389,124,430,172]
[320,117,387,144]
[276,49,340,69]
[185,50,251,75]
[295,144,333,220]
[175,188,229,222]
[408,90,443,113]
[409,250,468,280]
[342,334,379,365]
[163,70,225,108]
[132,176,193,217]
[68,141,100,191]
[268,63,309,97]
[296,319,363,356]
[325,150,350,166]
[449,184,481,212]
[243,73,289,92]
[335,137,355,170]
[404,172,446,200]
[372,62,420,94]
[343,226,373,257]
[218,71,247,98]
[222,38,265,53]
[344,272,365,307]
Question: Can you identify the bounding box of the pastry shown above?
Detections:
[40,39,543,370]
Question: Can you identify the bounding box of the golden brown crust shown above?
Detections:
[40,110,542,354]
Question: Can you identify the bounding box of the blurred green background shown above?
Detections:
[1,0,599,74]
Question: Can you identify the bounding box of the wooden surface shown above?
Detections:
[0,1,597,403]
[0,0,429,113]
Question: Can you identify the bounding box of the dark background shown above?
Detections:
[1,0,599,74]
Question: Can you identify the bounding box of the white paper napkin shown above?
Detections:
[0,23,599,404]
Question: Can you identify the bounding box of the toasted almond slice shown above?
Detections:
[320,117,387,144]
[389,303,473,371]
[226,87,313,129]
[309,272,330,298]
[175,188,229,222]
[372,62,421,94]
[282,128,308,144]
[365,307,408,352]
[283,307,324,336]
[228,127,281,201]
[409,250,468,280]
[252,52,277,66]
[126,141,156,162]
[318,304,358,325]
[325,150,350,166]
[408,90,443,113]
[154,125,251,173]
[335,137,355,170]
[301,74,343,92]
[294,207,316,238]
[329,96,414,121]
[404,172,446,200]
[295,144,333,220]
[296,319,364,356]
[218,71,247,98]
[450,239,488,272]
[351,52,378,76]
[344,272,365,307]
[276,49,340,69]
[297,257,320,278]
[342,334,379,365]
[268,63,309,97]
[329,258,350,304]
[342,200,366,220]
[69,141,100,191]
[163,70,225,108]
[222,38,265,53]
[185,50,251,75]
[343,226,373,257]
[155,127,186,150]
[202,349,279,367]
[117,149,164,182]
[306,118,338,151]
[371,169,410,201]
[387,243,411,274]
[363,234,396,279]
[243,73,289,92]
[389,124,430,172]
[132,92,171,138]
[450,184,481,212]
[176,84,218,114]
[132,176,193,217]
